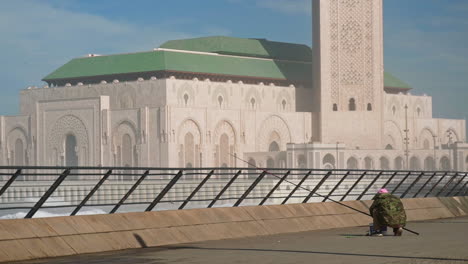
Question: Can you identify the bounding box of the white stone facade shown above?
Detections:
[0,0,466,171]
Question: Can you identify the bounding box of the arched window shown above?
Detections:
[65,134,78,167]
[219,133,230,167]
[282,99,287,110]
[250,97,256,109]
[349,98,356,111]
[410,157,421,170]
[183,94,189,106]
[333,104,338,111]
[184,132,195,167]
[424,156,435,171]
[218,95,224,108]
[122,134,132,167]
[417,107,421,117]
[440,156,450,171]
[385,144,394,150]
[364,157,374,170]
[395,157,404,170]
[380,157,390,170]
[269,141,280,152]
[392,106,396,116]
[323,154,335,169]
[367,103,372,111]
[347,157,359,169]
[14,138,24,166]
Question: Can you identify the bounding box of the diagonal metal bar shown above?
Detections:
[454,175,468,196]
[436,172,459,197]
[401,172,425,198]
[413,172,438,198]
[208,170,242,208]
[381,171,399,190]
[322,171,350,202]
[391,171,412,195]
[179,170,214,209]
[340,171,367,201]
[260,171,290,205]
[146,170,183,212]
[110,170,150,214]
[0,169,21,197]
[71,170,112,216]
[425,172,449,198]
[234,171,267,207]
[282,170,312,205]
[447,173,468,197]
[25,169,70,219]
[357,171,384,200]
[303,171,333,203]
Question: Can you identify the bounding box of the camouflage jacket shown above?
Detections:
[369,193,407,226]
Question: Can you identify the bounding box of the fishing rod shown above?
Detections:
[230,154,420,236]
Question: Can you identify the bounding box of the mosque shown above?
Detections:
[1,0,467,171]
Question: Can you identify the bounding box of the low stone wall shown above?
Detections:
[0,196,467,263]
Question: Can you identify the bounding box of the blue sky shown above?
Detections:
[0,0,467,129]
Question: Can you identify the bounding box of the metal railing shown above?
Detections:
[0,166,466,219]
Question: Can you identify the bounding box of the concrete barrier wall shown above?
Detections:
[0,196,467,263]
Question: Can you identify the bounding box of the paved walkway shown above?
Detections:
[17,217,468,264]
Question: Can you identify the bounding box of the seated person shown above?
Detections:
[369,188,407,236]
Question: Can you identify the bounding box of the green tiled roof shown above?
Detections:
[43,36,412,90]
[160,36,312,61]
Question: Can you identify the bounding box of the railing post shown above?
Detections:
[357,171,383,200]
[424,172,449,198]
[447,173,468,197]
[303,171,332,203]
[390,171,412,195]
[179,170,214,209]
[233,171,267,207]
[110,170,150,214]
[412,172,438,198]
[282,170,312,205]
[435,172,459,197]
[208,170,242,208]
[259,171,290,206]
[25,169,70,219]
[401,172,425,198]
[71,170,112,216]
[340,171,367,201]
[0,169,21,197]
[322,171,350,202]
[146,170,184,212]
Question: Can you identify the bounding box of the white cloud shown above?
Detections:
[0,0,193,114]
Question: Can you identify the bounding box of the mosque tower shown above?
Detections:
[312,0,384,149]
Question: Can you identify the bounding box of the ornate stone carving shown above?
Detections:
[257,115,291,152]
[48,115,89,161]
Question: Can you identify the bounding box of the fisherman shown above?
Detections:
[369,188,407,237]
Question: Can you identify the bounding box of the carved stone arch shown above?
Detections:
[48,115,89,165]
[177,82,196,106]
[244,87,262,110]
[7,126,29,165]
[113,120,138,167]
[418,128,435,149]
[346,156,359,169]
[213,120,237,167]
[177,119,202,167]
[444,128,459,144]
[276,89,293,111]
[379,155,391,170]
[212,85,229,108]
[257,115,292,152]
[383,120,403,150]
[387,97,401,116]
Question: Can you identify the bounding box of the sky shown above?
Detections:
[0,0,467,130]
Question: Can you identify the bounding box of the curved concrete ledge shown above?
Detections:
[0,196,467,263]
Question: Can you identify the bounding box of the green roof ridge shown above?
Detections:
[384,72,412,89]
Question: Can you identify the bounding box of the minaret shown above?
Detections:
[312,0,384,149]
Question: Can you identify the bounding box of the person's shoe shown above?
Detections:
[371,232,383,237]
[394,227,403,236]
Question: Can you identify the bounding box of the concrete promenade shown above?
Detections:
[16,216,468,264]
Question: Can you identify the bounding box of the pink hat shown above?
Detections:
[378,188,389,194]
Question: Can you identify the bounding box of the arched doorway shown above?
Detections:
[269,141,280,152]
[440,156,450,171]
[394,157,404,170]
[410,157,421,170]
[184,132,195,167]
[347,157,358,169]
[14,138,24,165]
[297,154,306,168]
[323,154,335,169]
[424,156,435,171]
[219,133,230,167]
[122,134,132,167]
[380,157,390,170]
[267,157,275,168]
[65,134,78,167]
[364,157,374,170]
